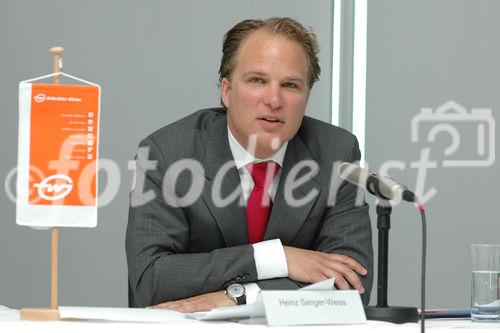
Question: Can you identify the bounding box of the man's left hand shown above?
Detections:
[147,290,234,313]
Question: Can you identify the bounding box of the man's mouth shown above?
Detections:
[258,117,283,123]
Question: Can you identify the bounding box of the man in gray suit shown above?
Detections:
[126,17,373,312]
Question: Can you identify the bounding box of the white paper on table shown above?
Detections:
[187,304,255,321]
[300,278,335,291]
[189,278,335,321]
[59,306,189,323]
[0,305,20,321]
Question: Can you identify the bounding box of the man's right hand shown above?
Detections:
[283,246,367,294]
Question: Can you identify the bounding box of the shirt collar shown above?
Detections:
[227,126,288,170]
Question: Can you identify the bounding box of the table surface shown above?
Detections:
[1,306,500,333]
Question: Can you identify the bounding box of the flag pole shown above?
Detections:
[49,46,63,311]
[20,46,65,321]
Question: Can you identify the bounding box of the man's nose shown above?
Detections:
[263,83,284,110]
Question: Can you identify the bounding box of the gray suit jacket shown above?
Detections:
[126,108,373,307]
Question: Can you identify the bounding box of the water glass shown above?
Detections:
[471,244,500,322]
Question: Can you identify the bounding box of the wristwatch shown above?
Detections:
[225,283,246,305]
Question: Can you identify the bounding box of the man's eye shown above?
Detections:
[250,78,264,84]
[283,82,298,89]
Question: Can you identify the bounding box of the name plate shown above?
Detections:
[258,290,366,326]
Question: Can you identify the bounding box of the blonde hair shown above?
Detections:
[219,17,321,90]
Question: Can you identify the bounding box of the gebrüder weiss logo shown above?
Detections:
[34,93,46,103]
[33,174,74,201]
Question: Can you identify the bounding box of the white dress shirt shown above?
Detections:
[227,127,289,304]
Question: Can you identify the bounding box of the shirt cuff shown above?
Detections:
[252,238,288,280]
[243,283,261,304]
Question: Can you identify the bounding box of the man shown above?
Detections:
[126,17,373,312]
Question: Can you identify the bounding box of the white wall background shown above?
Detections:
[365,0,499,308]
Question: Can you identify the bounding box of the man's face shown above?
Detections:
[221,29,310,158]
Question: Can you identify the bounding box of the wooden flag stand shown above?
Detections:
[20,47,64,321]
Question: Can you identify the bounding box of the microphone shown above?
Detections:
[338,162,416,202]
[339,162,426,329]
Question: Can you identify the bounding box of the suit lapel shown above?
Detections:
[200,116,248,246]
[264,135,322,244]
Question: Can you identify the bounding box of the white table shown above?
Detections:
[1,306,500,333]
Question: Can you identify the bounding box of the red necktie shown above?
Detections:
[245,161,281,244]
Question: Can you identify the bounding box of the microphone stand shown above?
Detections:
[364,199,419,323]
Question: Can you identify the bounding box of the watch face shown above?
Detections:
[227,284,245,298]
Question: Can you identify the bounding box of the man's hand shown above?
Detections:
[147,290,234,313]
[283,246,367,294]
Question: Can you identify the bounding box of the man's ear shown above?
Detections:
[220,77,230,109]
